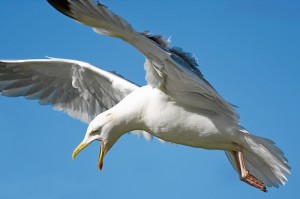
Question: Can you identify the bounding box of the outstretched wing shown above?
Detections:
[0,58,138,123]
[47,0,239,124]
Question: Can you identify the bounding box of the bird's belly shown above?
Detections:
[145,109,235,150]
[142,88,236,150]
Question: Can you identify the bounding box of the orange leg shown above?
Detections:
[230,146,267,192]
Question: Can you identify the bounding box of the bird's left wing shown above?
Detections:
[47,0,239,124]
[0,58,138,123]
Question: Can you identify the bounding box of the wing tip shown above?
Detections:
[47,0,74,19]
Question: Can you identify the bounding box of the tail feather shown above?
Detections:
[226,131,290,188]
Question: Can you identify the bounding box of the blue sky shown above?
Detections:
[0,0,299,198]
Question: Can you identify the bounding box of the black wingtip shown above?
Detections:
[47,0,75,19]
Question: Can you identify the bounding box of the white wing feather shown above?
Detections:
[0,58,138,123]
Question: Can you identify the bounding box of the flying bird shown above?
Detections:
[0,0,290,192]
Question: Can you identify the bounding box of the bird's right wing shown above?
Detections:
[47,0,239,124]
[0,57,138,124]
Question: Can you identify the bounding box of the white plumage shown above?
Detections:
[0,0,290,192]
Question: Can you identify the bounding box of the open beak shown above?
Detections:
[98,140,106,170]
[72,140,107,170]
[72,142,90,160]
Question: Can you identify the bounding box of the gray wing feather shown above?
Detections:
[47,0,239,124]
[0,58,138,123]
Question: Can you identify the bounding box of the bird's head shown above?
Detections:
[72,112,121,170]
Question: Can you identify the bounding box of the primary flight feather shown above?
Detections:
[0,0,290,192]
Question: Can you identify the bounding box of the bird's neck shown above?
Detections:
[110,88,150,135]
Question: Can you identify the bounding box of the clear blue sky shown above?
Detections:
[0,0,299,198]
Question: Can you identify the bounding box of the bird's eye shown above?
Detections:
[90,130,99,136]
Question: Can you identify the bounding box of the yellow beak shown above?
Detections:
[72,142,90,160]
[72,140,106,170]
[98,140,106,170]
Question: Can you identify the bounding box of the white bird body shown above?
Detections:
[0,0,290,192]
[118,86,231,149]
[109,85,225,149]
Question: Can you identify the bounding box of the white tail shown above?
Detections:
[226,130,291,188]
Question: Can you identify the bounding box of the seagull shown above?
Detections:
[0,0,290,192]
